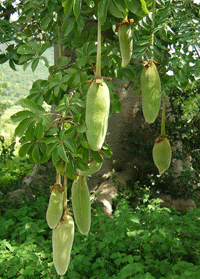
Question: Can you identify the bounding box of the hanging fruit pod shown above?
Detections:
[153,135,172,175]
[116,19,134,68]
[71,175,91,235]
[86,79,110,151]
[140,59,161,124]
[53,213,74,276]
[46,184,64,229]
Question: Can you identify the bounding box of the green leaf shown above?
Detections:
[29,41,40,53]
[15,117,35,137]
[39,42,50,55]
[125,0,148,16]
[109,0,124,18]
[19,54,33,64]
[73,0,82,19]
[65,159,76,179]
[57,56,71,67]
[19,142,34,157]
[98,0,110,25]
[62,17,76,36]
[45,137,60,145]
[101,143,113,158]
[9,59,17,71]
[11,110,35,123]
[52,147,61,167]
[34,121,44,139]
[63,138,76,153]
[76,125,86,133]
[75,157,89,171]
[91,150,104,163]
[57,144,68,161]
[80,139,90,149]
[62,0,73,16]
[17,45,36,55]
[81,146,89,162]
[31,58,40,72]
[19,98,39,113]
[46,142,59,156]
[32,144,41,165]
[25,120,36,140]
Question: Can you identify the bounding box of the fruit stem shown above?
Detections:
[95,12,101,78]
[150,0,156,57]
[56,172,61,184]
[63,173,67,209]
[161,94,166,136]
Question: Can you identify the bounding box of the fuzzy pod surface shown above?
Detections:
[153,136,172,175]
[118,23,133,67]
[46,184,64,229]
[141,60,161,124]
[79,158,103,176]
[86,80,110,151]
[72,175,91,235]
[53,214,74,276]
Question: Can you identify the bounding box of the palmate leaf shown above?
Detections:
[34,121,44,140]
[57,144,68,161]
[98,0,110,25]
[14,117,36,137]
[18,142,34,157]
[65,159,76,179]
[73,0,82,19]
[91,150,104,163]
[32,143,41,165]
[11,110,35,123]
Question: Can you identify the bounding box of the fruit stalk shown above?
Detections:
[63,173,67,210]
[95,13,101,77]
[150,0,156,55]
[161,94,166,136]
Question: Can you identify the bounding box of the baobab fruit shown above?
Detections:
[79,157,103,176]
[53,213,74,275]
[153,135,172,175]
[72,175,91,235]
[141,59,161,124]
[46,184,63,229]
[118,19,133,67]
[86,79,110,151]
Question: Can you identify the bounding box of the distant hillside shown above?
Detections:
[0,47,54,105]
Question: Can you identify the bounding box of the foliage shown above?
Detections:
[0,135,15,163]
[0,0,199,180]
[1,174,200,278]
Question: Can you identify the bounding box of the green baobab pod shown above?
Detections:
[153,135,172,175]
[53,213,74,276]
[79,157,103,176]
[86,80,110,151]
[46,184,64,229]
[72,175,91,235]
[141,59,161,124]
[118,21,133,67]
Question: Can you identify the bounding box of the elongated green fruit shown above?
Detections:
[72,175,91,235]
[153,136,172,175]
[46,184,63,229]
[118,23,133,67]
[53,214,74,276]
[86,80,110,151]
[141,60,161,124]
[79,158,103,176]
